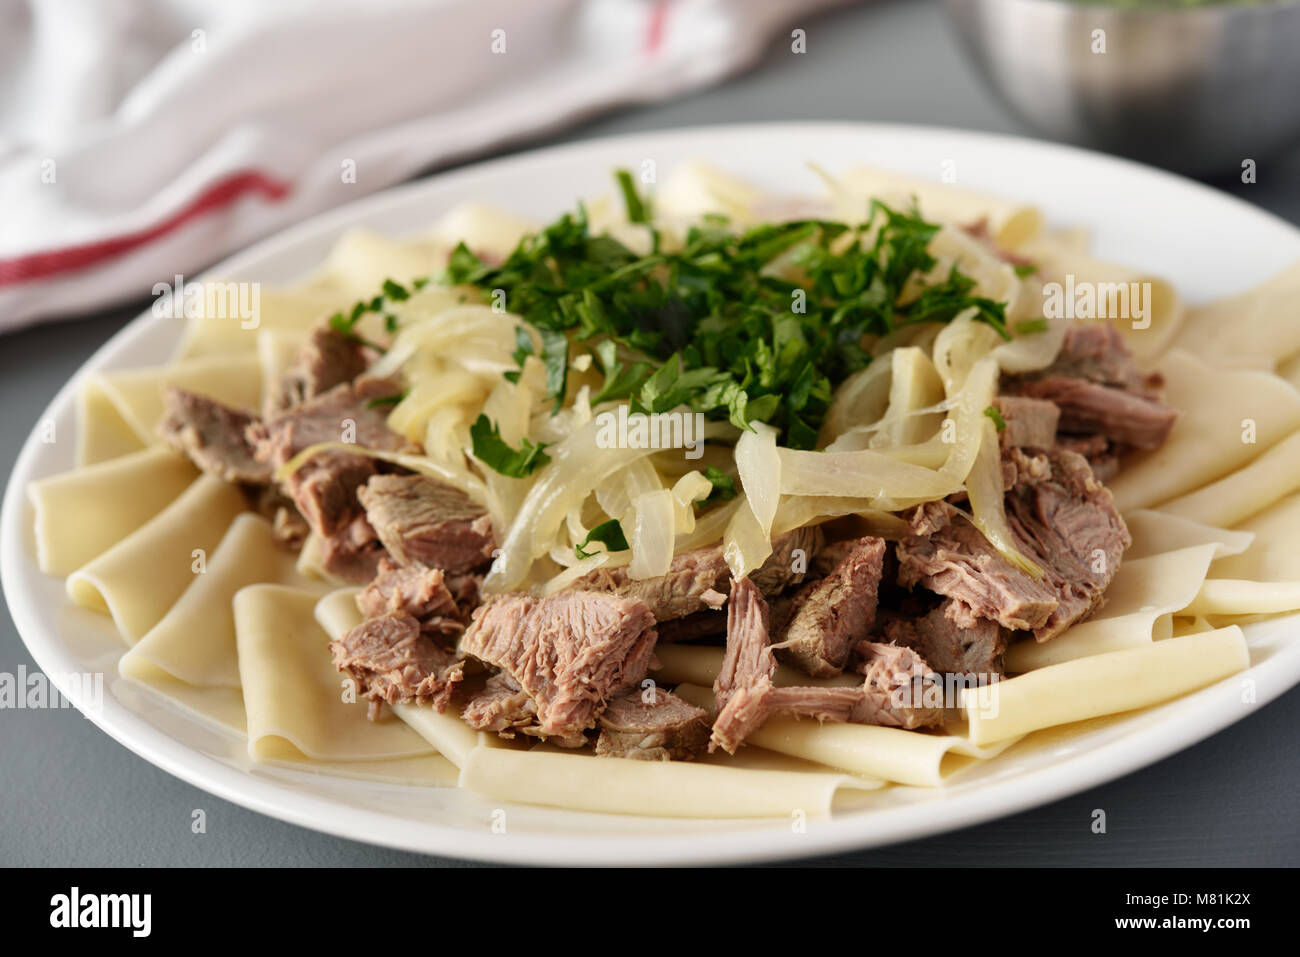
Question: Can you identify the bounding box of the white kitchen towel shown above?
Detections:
[0,0,853,331]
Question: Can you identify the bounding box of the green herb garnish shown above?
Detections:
[574,519,630,559]
[364,391,406,409]
[469,414,552,477]
[984,404,1007,432]
[700,466,737,507]
[327,276,420,349]
[439,183,1009,449]
[1013,263,1038,278]
[615,169,650,224]
[1014,318,1049,335]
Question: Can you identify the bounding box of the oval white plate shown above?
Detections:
[5,123,1300,866]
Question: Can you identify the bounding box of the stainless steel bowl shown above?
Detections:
[943,0,1300,176]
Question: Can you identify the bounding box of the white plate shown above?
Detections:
[5,123,1300,866]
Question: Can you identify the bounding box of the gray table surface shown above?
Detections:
[3,0,1298,868]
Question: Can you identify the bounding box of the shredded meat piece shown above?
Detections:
[895,447,1130,641]
[157,386,271,485]
[330,613,464,713]
[595,688,710,761]
[571,526,823,621]
[357,473,495,574]
[713,577,776,711]
[357,559,465,635]
[459,590,658,739]
[267,326,371,416]
[771,536,886,678]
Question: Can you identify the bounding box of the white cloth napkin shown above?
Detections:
[0,0,852,332]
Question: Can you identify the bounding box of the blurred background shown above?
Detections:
[3,0,1299,867]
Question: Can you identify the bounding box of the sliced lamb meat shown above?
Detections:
[460,672,589,749]
[1003,446,1130,637]
[249,376,412,470]
[573,546,729,621]
[1029,323,1153,391]
[811,538,861,577]
[249,378,413,578]
[460,670,595,748]
[157,386,272,485]
[594,688,711,761]
[268,326,371,416]
[993,395,1060,450]
[250,485,309,550]
[771,536,886,679]
[571,526,823,621]
[1004,324,1176,452]
[855,641,946,726]
[285,452,379,539]
[896,500,1060,632]
[749,526,825,594]
[710,642,944,753]
[357,473,495,574]
[883,598,1008,677]
[317,513,387,583]
[1054,433,1110,460]
[460,672,589,750]
[458,590,658,739]
[896,447,1130,641]
[461,672,534,734]
[356,559,464,635]
[713,577,775,710]
[1055,433,1120,483]
[330,613,465,713]
[442,572,482,617]
[708,681,777,753]
[1014,377,1176,450]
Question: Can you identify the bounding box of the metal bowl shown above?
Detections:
[943,0,1300,176]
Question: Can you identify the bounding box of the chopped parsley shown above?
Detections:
[364,391,406,409]
[1014,318,1049,335]
[437,180,1009,450]
[984,404,1007,432]
[574,518,630,559]
[469,414,551,477]
[328,276,423,349]
[700,465,737,507]
[615,169,650,224]
[1012,262,1038,278]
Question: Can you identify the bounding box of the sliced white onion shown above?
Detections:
[937,354,999,486]
[723,495,773,582]
[770,496,910,539]
[483,417,661,592]
[777,447,955,500]
[628,489,676,580]
[870,347,948,448]
[966,418,1044,577]
[734,421,780,539]
[819,358,894,447]
[932,309,1003,395]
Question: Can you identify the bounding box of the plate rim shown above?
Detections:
[5,119,1300,866]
